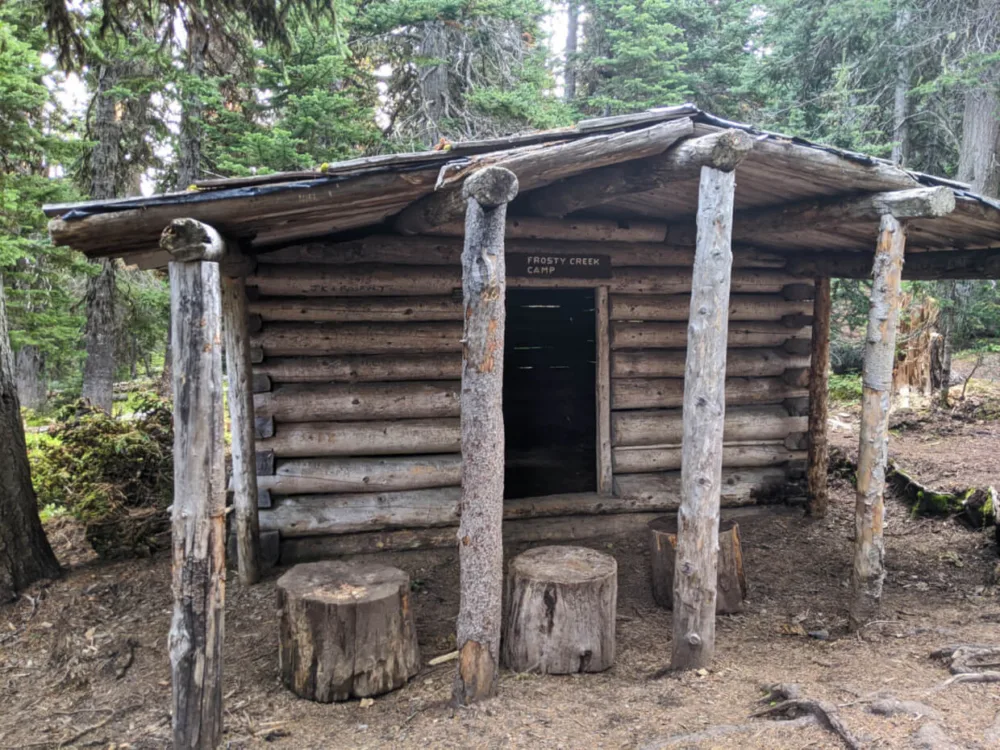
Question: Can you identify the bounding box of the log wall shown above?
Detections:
[244,233,813,547]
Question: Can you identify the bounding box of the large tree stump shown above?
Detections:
[649,517,747,614]
[276,561,420,702]
[502,546,617,674]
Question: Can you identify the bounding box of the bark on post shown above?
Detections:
[454,166,518,706]
[222,259,261,586]
[161,218,227,749]
[807,277,832,517]
[850,215,905,631]
[671,163,739,671]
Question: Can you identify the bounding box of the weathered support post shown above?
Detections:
[454,166,518,705]
[671,149,747,670]
[161,218,227,749]
[595,286,612,495]
[221,251,261,586]
[850,215,905,630]
[807,277,831,516]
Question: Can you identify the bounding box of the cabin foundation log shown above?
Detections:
[161,219,227,749]
[850,215,905,630]
[672,162,740,671]
[222,264,262,586]
[807,277,831,516]
[454,166,517,705]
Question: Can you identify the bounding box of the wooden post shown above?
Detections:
[454,166,518,705]
[222,258,262,586]
[671,164,739,671]
[160,218,227,749]
[595,286,612,495]
[807,277,831,516]
[850,215,905,630]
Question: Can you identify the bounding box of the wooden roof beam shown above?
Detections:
[732,186,957,239]
[392,118,695,235]
[785,247,1000,280]
[526,129,755,218]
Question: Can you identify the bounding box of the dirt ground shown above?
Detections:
[3,397,1000,749]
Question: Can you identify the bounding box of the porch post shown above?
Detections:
[807,277,832,516]
[595,286,612,495]
[671,162,740,671]
[454,166,518,705]
[161,218,227,749]
[850,215,905,630]
[221,251,262,586]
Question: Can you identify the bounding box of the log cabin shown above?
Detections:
[43,103,1000,712]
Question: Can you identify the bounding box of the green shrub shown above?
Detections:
[29,394,173,558]
[829,373,863,404]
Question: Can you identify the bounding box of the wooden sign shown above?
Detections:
[507,253,611,279]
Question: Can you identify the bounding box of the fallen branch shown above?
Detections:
[642,716,816,749]
[752,699,864,750]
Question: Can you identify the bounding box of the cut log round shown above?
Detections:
[648,517,746,614]
[276,561,420,702]
[502,546,617,674]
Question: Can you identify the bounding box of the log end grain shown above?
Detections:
[502,546,617,674]
[276,561,420,702]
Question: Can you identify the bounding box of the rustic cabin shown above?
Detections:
[43,103,1000,735]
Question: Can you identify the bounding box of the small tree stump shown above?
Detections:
[276,561,420,702]
[649,516,747,614]
[502,546,617,674]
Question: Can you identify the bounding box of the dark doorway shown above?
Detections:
[503,288,596,499]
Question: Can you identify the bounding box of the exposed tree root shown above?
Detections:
[752,698,863,750]
[641,716,816,749]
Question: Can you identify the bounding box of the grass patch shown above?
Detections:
[829,373,863,404]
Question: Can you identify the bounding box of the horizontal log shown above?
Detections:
[431,216,668,243]
[610,321,810,350]
[611,376,808,410]
[528,129,755,218]
[784,248,1000,280]
[251,322,462,356]
[254,381,460,422]
[611,349,810,379]
[278,504,795,559]
[609,294,812,322]
[612,443,806,473]
[261,488,464,536]
[249,296,464,323]
[613,467,790,506]
[254,354,461,383]
[255,234,786,270]
[733,186,957,240]
[257,454,461,495]
[254,416,275,439]
[252,373,272,393]
[611,405,807,447]
[249,265,805,297]
[258,418,460,457]
[394,118,696,234]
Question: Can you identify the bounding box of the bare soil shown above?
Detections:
[3,399,1000,749]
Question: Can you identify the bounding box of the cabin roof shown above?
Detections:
[43,104,1000,271]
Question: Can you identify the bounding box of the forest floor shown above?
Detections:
[3,384,1000,748]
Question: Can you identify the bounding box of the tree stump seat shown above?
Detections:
[648,516,747,614]
[276,561,420,702]
[502,545,617,674]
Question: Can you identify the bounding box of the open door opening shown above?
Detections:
[503,288,597,499]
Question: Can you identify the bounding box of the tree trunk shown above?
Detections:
[807,277,831,516]
[0,276,60,602]
[564,3,579,104]
[956,85,1000,197]
[672,165,737,671]
[417,21,449,146]
[15,345,46,410]
[939,281,955,407]
[454,167,519,706]
[176,11,207,189]
[159,306,172,396]
[850,215,905,631]
[81,61,122,414]
[891,10,911,167]
[163,223,227,750]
